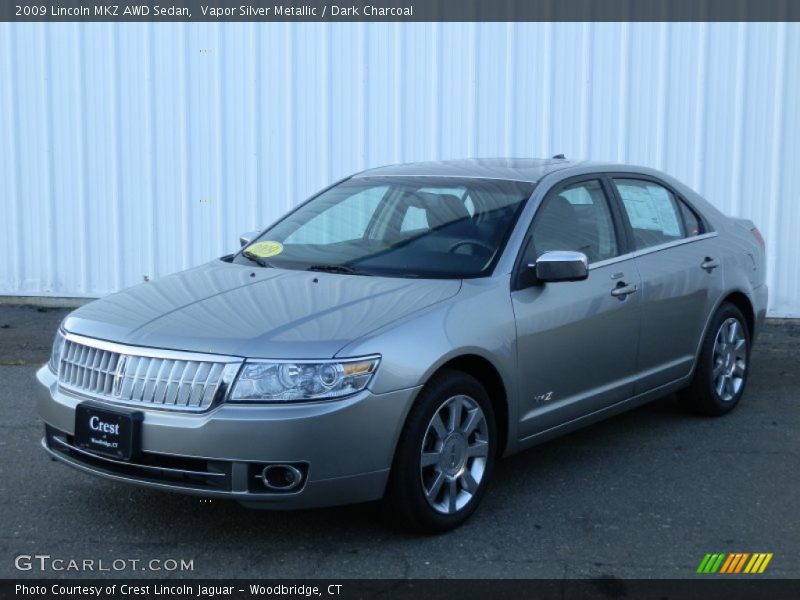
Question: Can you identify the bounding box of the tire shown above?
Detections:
[678,302,751,416]
[385,369,497,533]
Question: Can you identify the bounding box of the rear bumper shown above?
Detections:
[36,365,419,508]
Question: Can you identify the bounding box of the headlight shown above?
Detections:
[228,356,380,403]
[49,329,66,374]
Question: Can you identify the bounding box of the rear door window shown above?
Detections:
[613,179,686,250]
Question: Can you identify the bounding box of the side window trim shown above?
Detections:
[586,231,719,270]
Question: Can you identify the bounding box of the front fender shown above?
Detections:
[336,276,519,446]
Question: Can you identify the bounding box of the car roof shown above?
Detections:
[352,158,603,183]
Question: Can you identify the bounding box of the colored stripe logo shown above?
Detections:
[697,553,773,574]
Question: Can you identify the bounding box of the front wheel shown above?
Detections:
[679,302,750,416]
[385,369,496,533]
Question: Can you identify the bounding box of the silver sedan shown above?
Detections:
[36,158,767,532]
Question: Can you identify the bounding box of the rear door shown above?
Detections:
[608,175,723,392]
[511,177,642,439]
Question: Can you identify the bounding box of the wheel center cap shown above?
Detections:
[441,434,467,476]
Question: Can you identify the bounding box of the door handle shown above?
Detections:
[701,257,720,272]
[611,281,638,299]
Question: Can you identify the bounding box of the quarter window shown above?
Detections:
[679,200,705,237]
[529,179,619,264]
[613,179,687,249]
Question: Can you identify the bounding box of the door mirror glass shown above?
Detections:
[533,250,589,282]
[239,231,260,247]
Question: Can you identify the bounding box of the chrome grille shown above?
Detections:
[58,335,242,412]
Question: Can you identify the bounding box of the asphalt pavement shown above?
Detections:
[1,304,798,579]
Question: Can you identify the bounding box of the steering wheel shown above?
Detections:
[448,239,495,254]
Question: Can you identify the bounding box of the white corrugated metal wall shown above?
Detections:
[1,22,798,315]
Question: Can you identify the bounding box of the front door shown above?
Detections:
[511,178,641,439]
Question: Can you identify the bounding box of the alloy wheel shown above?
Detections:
[712,317,747,402]
[420,394,489,515]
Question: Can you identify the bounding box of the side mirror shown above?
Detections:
[532,250,589,282]
[239,231,260,247]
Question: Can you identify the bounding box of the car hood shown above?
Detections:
[63,261,462,358]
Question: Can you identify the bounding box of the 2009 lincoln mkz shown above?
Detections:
[36,158,767,532]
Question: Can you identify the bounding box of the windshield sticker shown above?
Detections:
[246,241,283,258]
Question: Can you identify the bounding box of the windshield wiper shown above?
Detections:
[242,250,275,268]
[306,264,372,276]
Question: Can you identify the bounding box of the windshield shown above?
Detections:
[235,176,534,278]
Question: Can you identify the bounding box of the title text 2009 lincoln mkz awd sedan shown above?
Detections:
[36,158,767,532]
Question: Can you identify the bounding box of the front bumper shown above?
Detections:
[36,365,419,509]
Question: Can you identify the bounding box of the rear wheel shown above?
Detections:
[385,369,496,533]
[679,303,750,416]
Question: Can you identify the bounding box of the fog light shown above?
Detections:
[261,464,303,491]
